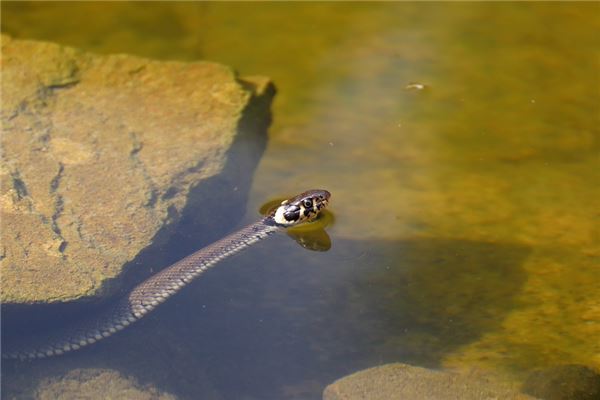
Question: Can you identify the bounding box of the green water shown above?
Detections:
[3,2,599,398]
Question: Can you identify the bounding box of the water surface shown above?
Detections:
[2,2,598,399]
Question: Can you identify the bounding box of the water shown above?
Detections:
[2,3,599,399]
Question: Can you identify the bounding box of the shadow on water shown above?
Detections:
[3,226,531,400]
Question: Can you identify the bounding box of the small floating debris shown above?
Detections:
[405,82,427,91]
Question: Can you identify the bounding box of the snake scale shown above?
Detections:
[3,189,331,360]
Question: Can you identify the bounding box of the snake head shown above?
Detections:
[271,189,331,227]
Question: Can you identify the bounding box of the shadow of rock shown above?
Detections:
[1,233,530,399]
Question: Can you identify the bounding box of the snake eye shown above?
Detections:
[303,199,313,208]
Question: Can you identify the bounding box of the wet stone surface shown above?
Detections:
[1,34,274,305]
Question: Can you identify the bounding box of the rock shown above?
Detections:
[35,368,177,400]
[0,34,274,305]
[521,364,600,400]
[323,363,537,400]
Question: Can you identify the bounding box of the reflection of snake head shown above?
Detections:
[270,189,331,227]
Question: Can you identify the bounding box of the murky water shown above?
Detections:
[2,2,599,399]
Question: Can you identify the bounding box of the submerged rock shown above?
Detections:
[1,34,274,305]
[35,368,177,400]
[521,364,600,400]
[323,363,537,400]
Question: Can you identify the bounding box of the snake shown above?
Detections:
[2,189,331,360]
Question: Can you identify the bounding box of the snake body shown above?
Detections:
[3,189,330,360]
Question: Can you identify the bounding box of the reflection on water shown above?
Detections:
[2,2,598,399]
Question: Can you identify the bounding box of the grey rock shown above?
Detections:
[1,34,274,305]
[521,364,600,400]
[323,363,537,400]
